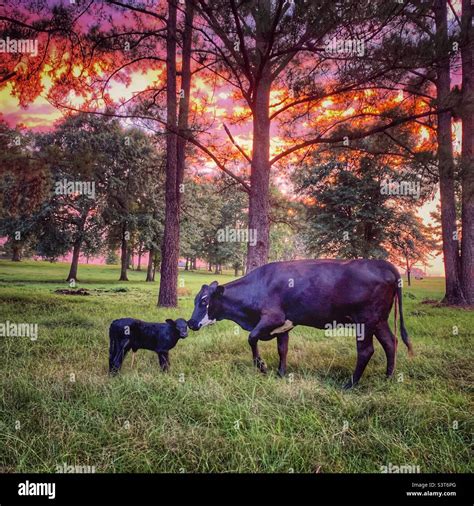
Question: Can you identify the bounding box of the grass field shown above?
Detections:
[0,260,472,473]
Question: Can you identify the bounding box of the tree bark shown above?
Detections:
[247,78,271,272]
[404,254,410,286]
[137,248,142,271]
[176,0,194,206]
[461,0,474,304]
[185,257,189,270]
[158,0,179,307]
[67,239,82,282]
[146,249,155,282]
[434,0,466,304]
[119,226,129,281]
[246,5,272,272]
[11,241,21,262]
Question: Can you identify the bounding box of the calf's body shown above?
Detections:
[109,318,188,374]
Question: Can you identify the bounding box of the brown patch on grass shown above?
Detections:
[54,288,90,296]
[178,287,192,296]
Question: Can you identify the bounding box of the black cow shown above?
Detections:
[109,318,188,374]
[188,259,413,388]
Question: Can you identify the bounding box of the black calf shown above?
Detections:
[108,318,188,374]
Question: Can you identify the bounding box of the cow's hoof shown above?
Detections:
[342,380,356,390]
[254,359,267,374]
[277,369,286,378]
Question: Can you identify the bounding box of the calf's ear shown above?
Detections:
[165,319,175,326]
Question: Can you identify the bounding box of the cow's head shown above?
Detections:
[188,281,224,331]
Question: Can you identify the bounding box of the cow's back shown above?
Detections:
[241,259,400,327]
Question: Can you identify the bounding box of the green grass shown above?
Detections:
[0,260,472,473]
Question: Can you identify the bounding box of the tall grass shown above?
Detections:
[0,260,472,472]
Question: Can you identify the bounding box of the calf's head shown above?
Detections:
[166,318,188,338]
[188,281,224,331]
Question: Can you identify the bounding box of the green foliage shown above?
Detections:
[294,155,432,261]
[181,178,247,271]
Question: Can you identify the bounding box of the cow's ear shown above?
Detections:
[215,285,225,297]
[208,280,219,294]
[165,319,175,326]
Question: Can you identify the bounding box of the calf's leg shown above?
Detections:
[109,339,131,375]
[343,327,374,390]
[158,351,170,372]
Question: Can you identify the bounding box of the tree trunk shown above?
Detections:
[405,256,411,286]
[176,0,194,207]
[158,0,179,307]
[11,241,21,262]
[246,76,272,273]
[246,4,273,273]
[119,226,129,281]
[234,266,238,276]
[146,249,154,282]
[208,262,212,272]
[461,0,474,304]
[67,239,82,282]
[192,258,197,270]
[185,257,189,270]
[434,0,466,304]
[137,249,142,271]
[153,258,160,281]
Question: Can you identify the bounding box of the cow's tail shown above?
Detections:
[395,281,413,356]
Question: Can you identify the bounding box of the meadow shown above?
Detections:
[0,260,472,473]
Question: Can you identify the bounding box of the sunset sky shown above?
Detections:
[2,1,463,276]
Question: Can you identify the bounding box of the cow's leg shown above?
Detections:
[343,327,374,390]
[249,310,286,341]
[374,321,397,378]
[248,335,267,374]
[158,351,170,372]
[248,310,287,374]
[276,332,289,378]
